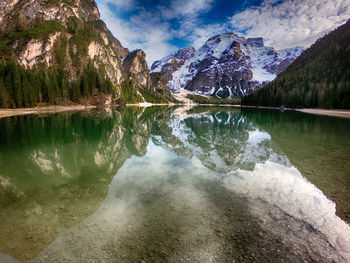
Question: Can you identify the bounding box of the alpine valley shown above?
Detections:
[0,0,349,109]
[1,1,350,262]
[0,0,307,109]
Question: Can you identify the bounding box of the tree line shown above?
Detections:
[0,60,114,108]
[242,20,350,109]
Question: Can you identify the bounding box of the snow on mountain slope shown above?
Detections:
[151,34,304,99]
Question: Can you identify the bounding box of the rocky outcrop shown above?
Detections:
[0,0,100,30]
[0,0,19,25]
[151,33,304,99]
[1,0,128,82]
[87,40,124,84]
[123,49,150,88]
[18,32,61,68]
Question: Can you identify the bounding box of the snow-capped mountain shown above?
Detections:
[151,33,304,99]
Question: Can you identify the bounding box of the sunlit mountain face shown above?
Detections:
[0,107,350,262]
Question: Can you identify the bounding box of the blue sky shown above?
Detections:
[96,0,350,65]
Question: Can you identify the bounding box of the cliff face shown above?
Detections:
[0,0,100,26]
[0,0,127,82]
[123,49,150,88]
[0,0,163,108]
[151,34,303,99]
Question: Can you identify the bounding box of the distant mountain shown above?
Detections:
[241,20,350,109]
[0,0,173,108]
[151,34,303,99]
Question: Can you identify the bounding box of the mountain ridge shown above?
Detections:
[151,33,304,99]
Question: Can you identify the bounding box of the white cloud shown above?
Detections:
[96,0,350,65]
[189,23,229,49]
[104,0,136,10]
[97,1,177,65]
[159,0,214,19]
[230,0,350,49]
[96,0,217,65]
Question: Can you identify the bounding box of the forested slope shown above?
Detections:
[242,20,350,109]
[0,0,171,108]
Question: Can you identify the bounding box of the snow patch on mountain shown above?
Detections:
[151,33,304,98]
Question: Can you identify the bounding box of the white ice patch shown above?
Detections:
[251,66,276,82]
[168,57,198,92]
[211,37,233,58]
[150,54,175,73]
[277,47,304,59]
[240,43,278,82]
[193,87,215,96]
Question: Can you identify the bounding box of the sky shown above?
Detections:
[95,0,350,65]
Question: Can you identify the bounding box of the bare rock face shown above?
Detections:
[18,32,61,68]
[0,0,155,90]
[0,0,100,30]
[123,49,150,88]
[151,33,304,99]
[0,0,19,25]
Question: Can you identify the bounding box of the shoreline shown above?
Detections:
[294,108,350,118]
[0,105,96,119]
[240,105,350,118]
[1,104,350,119]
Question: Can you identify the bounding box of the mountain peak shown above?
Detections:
[151,33,304,99]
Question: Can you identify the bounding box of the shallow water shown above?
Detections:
[0,107,350,262]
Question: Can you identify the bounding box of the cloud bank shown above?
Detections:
[96,0,350,65]
[96,0,226,64]
[231,0,350,49]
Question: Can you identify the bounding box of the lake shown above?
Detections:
[0,106,350,262]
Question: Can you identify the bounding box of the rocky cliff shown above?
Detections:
[123,49,150,88]
[151,34,304,99]
[0,0,168,108]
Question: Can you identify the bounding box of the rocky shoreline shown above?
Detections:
[1,104,350,119]
[0,105,96,119]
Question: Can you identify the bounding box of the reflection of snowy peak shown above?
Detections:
[153,111,290,173]
[151,34,304,99]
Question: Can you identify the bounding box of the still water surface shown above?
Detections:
[0,107,350,262]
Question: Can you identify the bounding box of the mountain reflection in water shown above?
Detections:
[0,106,349,262]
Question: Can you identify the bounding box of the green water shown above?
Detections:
[0,107,349,262]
